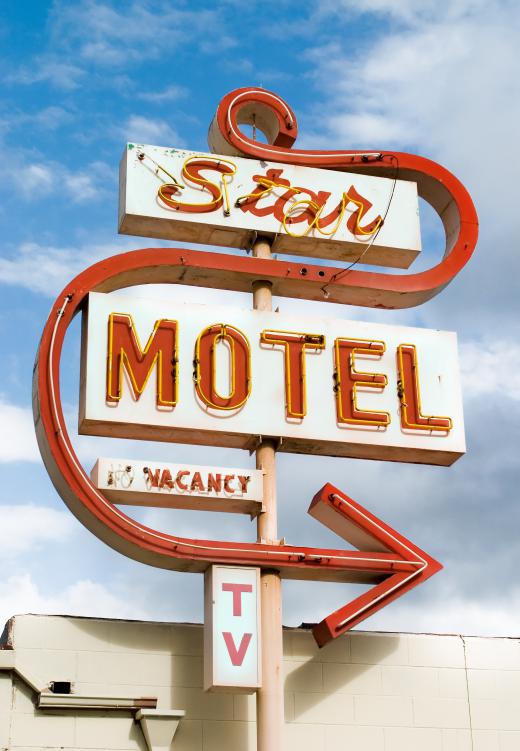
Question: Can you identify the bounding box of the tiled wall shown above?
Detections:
[1,614,519,750]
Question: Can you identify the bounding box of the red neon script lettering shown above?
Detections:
[158,158,236,214]
[238,168,381,237]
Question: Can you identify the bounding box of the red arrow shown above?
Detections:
[308,483,442,646]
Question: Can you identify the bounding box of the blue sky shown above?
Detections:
[1,0,519,636]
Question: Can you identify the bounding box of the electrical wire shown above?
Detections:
[321,153,400,297]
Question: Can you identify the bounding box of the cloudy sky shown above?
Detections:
[1,0,519,639]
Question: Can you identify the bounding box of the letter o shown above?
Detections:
[194,324,251,410]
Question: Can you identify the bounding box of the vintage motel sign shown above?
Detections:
[80,291,464,466]
[32,86,478,657]
[204,566,261,692]
[119,143,421,268]
[33,266,447,643]
[91,458,263,515]
[116,88,478,311]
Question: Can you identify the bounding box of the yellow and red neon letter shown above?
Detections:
[397,344,452,432]
[194,324,251,410]
[261,330,325,419]
[106,313,178,407]
[334,338,390,427]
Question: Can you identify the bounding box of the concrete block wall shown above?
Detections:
[0,614,519,750]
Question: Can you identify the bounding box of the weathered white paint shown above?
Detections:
[80,291,465,466]
[91,458,264,515]
[119,143,421,268]
[204,566,261,693]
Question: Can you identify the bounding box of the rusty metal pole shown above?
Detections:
[252,236,284,751]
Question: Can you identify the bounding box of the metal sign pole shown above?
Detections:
[252,237,284,751]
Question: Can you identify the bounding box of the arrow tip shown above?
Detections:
[309,483,443,647]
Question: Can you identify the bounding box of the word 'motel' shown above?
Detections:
[107,312,452,433]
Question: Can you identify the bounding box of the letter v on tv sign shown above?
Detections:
[204,566,261,692]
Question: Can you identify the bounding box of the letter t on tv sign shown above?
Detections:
[204,565,261,692]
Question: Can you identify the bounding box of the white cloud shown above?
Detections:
[136,85,187,103]
[0,238,137,296]
[33,105,74,130]
[307,3,519,213]
[304,1,520,336]
[326,112,407,144]
[0,575,150,631]
[460,340,520,400]
[48,1,228,66]
[284,575,520,638]
[0,506,75,558]
[122,115,184,147]
[4,154,111,205]
[320,0,493,26]
[7,58,85,90]
[63,166,108,203]
[366,587,520,637]
[0,398,39,463]
[19,164,55,193]
[0,106,73,135]
[4,3,229,101]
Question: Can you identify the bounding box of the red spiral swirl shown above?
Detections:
[209,87,478,307]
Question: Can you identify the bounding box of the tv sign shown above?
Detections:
[204,566,261,692]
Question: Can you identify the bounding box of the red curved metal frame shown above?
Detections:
[208,86,478,308]
[33,86,463,625]
[33,249,423,578]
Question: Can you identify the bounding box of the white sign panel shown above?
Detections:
[204,565,261,692]
[119,143,421,269]
[80,291,465,466]
[91,457,263,515]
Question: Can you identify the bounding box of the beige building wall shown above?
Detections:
[0,614,519,750]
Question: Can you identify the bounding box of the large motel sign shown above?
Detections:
[33,87,478,750]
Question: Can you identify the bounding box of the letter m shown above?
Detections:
[106,313,178,407]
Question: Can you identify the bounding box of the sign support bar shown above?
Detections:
[253,237,284,751]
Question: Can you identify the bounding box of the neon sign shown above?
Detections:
[33,85,478,653]
[119,144,421,268]
[80,292,464,466]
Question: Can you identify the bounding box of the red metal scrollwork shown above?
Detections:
[208,86,478,309]
[33,87,465,642]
